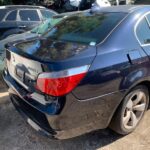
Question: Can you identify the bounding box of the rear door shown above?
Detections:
[17,9,41,31]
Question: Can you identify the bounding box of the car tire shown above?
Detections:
[110,85,149,135]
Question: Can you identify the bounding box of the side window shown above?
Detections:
[136,17,150,45]
[5,10,17,21]
[146,14,150,25]
[40,10,55,19]
[19,10,40,21]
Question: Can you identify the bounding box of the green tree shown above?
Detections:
[0,0,13,5]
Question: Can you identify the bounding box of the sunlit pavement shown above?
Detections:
[0,88,150,150]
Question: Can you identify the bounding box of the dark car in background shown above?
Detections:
[134,0,150,4]
[4,5,150,139]
[0,5,57,40]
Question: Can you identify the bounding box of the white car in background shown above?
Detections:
[91,0,111,12]
[70,0,111,7]
[96,0,111,7]
[68,0,111,11]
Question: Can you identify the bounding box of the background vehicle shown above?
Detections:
[63,0,95,11]
[108,0,134,5]
[46,0,111,12]
[96,0,111,6]
[91,0,111,12]
[134,0,150,4]
[0,5,57,40]
[4,5,150,140]
[64,0,111,11]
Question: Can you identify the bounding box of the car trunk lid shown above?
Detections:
[6,49,42,91]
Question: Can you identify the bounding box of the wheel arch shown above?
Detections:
[130,80,150,108]
[109,79,150,126]
[124,80,150,101]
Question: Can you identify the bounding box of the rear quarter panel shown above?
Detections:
[72,10,150,100]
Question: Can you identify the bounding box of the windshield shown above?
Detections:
[43,12,127,45]
[31,18,63,35]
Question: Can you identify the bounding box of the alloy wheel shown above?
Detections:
[123,91,146,130]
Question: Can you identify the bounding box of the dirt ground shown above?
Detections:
[0,87,150,150]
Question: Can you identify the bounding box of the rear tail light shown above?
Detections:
[36,65,90,96]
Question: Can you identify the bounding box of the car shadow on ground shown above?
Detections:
[0,87,125,150]
[30,123,125,150]
[58,129,123,150]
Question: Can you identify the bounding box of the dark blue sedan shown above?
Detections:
[3,5,150,139]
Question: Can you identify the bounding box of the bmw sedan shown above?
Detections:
[3,5,150,139]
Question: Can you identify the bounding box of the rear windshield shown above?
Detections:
[43,12,127,45]
[31,18,62,34]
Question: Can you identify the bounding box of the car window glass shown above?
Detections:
[136,17,150,45]
[146,14,150,25]
[31,18,62,34]
[6,10,17,21]
[0,9,8,21]
[19,10,40,21]
[43,12,127,45]
[40,10,55,19]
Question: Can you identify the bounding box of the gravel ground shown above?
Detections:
[0,88,150,150]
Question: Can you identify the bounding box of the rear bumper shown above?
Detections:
[3,69,125,139]
[11,94,56,138]
[3,69,58,138]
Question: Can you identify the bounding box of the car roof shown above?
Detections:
[94,5,150,13]
[0,5,45,9]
